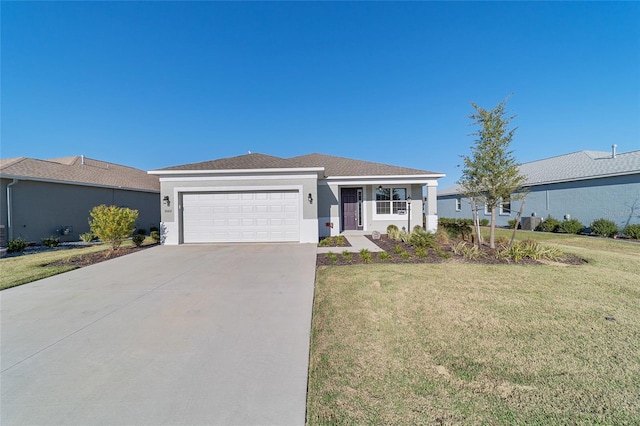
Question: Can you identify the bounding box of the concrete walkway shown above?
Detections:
[1,243,317,426]
[317,234,384,253]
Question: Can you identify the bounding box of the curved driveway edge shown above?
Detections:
[1,243,317,426]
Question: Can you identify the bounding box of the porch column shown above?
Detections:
[425,182,438,232]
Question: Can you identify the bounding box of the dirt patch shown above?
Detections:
[49,244,157,268]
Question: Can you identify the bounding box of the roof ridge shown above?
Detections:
[0,157,28,169]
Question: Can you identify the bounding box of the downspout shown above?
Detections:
[6,179,18,241]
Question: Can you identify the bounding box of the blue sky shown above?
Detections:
[2,1,639,189]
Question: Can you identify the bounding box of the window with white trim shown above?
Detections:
[376,187,407,215]
[455,198,462,211]
[499,197,511,215]
[484,204,491,215]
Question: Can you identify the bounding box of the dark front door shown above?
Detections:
[341,188,358,231]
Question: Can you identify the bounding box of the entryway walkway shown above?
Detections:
[317,234,384,253]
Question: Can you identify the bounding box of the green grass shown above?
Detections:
[0,239,152,290]
[308,232,640,424]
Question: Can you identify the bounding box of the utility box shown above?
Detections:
[521,217,542,231]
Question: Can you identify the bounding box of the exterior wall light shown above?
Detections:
[163,195,170,206]
[308,193,313,204]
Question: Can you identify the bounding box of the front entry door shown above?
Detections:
[341,188,359,231]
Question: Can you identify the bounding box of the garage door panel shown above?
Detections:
[182,191,299,243]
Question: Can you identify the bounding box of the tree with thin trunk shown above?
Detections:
[458,96,527,249]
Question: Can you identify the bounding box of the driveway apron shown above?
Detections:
[1,243,317,426]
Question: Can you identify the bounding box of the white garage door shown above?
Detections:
[182,191,300,243]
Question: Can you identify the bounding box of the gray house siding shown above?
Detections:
[437,174,640,229]
[1,179,160,243]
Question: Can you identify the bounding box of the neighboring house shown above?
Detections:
[438,147,640,229]
[148,153,444,244]
[0,156,160,245]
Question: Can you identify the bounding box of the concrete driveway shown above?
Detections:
[1,243,317,425]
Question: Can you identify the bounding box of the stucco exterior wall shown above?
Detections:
[318,183,427,237]
[437,174,640,229]
[158,175,319,244]
[1,178,160,243]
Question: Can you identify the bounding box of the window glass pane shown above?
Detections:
[455,198,462,210]
[392,188,406,200]
[392,201,407,214]
[502,198,511,214]
[376,202,391,214]
[376,188,390,201]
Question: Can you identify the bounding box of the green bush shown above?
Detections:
[359,249,372,263]
[410,228,436,249]
[480,219,489,226]
[136,228,147,235]
[80,232,95,243]
[41,236,60,248]
[378,251,393,260]
[495,235,510,247]
[438,218,473,239]
[131,234,146,247]
[496,239,565,262]
[387,224,400,241]
[7,237,27,253]
[590,219,618,237]
[393,245,404,255]
[558,218,584,234]
[451,241,484,260]
[149,226,159,233]
[508,219,519,229]
[415,247,427,258]
[327,252,338,263]
[89,204,139,250]
[622,224,640,239]
[341,250,353,261]
[150,230,161,243]
[536,216,560,233]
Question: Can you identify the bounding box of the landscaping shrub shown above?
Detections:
[622,224,640,240]
[393,245,404,255]
[150,230,161,243]
[508,219,519,229]
[439,218,473,240]
[536,216,560,233]
[400,250,412,260]
[495,235,510,247]
[336,235,345,246]
[80,232,94,243]
[341,250,353,261]
[41,236,60,248]
[558,218,584,234]
[590,219,618,237]
[451,241,483,260]
[359,249,372,263]
[136,228,147,235]
[88,205,139,250]
[480,219,489,226]
[131,234,146,247]
[327,252,338,263]
[387,225,400,241]
[497,239,565,262]
[435,228,450,244]
[149,226,159,233]
[415,247,427,258]
[410,228,436,249]
[378,251,393,260]
[7,237,27,253]
[398,230,411,244]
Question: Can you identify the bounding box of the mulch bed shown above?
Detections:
[316,235,586,267]
[49,244,158,268]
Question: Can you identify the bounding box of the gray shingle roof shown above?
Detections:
[155,152,442,177]
[438,149,640,196]
[0,156,160,192]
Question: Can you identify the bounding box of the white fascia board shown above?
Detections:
[323,174,445,180]
[148,167,324,176]
[159,173,319,182]
[320,176,443,186]
[0,174,159,193]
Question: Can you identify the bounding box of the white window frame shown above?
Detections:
[499,197,511,216]
[455,197,462,211]
[374,187,408,219]
[484,204,491,215]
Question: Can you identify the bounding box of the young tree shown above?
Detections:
[89,205,139,250]
[458,96,526,249]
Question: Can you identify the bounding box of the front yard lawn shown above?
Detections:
[307,232,640,424]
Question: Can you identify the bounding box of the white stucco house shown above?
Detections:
[149,153,444,244]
